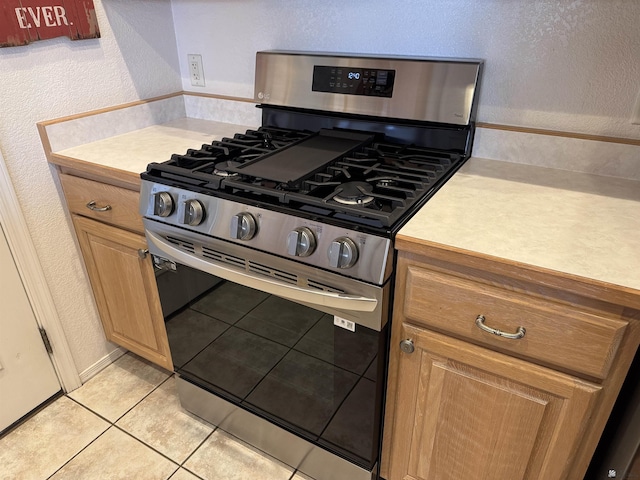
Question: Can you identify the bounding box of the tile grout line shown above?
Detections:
[67,362,172,425]
[112,424,182,473]
[40,393,116,478]
[44,423,184,480]
[112,369,213,479]
[112,372,216,476]
[44,424,111,479]
[166,466,204,480]
[65,391,199,480]
[48,397,181,480]
[171,465,207,480]
[109,358,174,424]
[177,424,218,474]
[65,394,116,425]
[69,354,214,479]
[61,353,312,480]
[49,359,175,479]
[71,371,196,470]
[116,371,173,422]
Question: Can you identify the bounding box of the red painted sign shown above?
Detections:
[1,1,100,47]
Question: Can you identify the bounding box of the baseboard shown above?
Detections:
[78,347,126,384]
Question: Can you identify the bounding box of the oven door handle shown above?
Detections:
[146,230,378,313]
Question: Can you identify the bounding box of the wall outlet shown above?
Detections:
[188,54,205,87]
[631,86,640,125]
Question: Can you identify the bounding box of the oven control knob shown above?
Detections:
[182,199,205,226]
[231,212,257,240]
[153,192,174,217]
[328,237,359,269]
[287,227,316,257]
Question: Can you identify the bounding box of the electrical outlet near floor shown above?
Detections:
[631,86,640,125]
[188,54,205,87]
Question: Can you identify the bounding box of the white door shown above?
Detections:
[0,222,61,432]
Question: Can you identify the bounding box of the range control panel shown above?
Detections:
[312,65,395,97]
[140,180,394,285]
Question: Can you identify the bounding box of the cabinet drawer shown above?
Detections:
[60,174,143,234]
[403,265,627,379]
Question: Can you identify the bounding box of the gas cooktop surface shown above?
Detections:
[143,125,463,231]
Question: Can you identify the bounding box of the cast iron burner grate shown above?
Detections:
[144,126,463,229]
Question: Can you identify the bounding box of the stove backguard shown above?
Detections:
[255,51,483,126]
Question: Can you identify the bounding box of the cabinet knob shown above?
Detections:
[137,249,149,260]
[400,339,415,354]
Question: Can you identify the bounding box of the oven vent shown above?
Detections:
[199,246,298,286]
[165,236,344,293]
[248,262,298,285]
[200,246,223,261]
[201,246,245,268]
[166,235,195,253]
[308,280,344,294]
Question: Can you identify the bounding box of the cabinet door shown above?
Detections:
[386,323,600,480]
[72,215,172,370]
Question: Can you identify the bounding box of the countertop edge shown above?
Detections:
[50,153,142,190]
[396,235,640,311]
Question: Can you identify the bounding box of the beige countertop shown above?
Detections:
[53,117,256,176]
[398,157,640,292]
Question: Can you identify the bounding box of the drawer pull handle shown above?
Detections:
[475,315,526,340]
[86,201,112,212]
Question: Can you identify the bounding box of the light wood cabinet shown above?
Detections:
[60,174,143,233]
[387,324,599,480]
[402,266,627,380]
[382,241,640,480]
[59,171,172,371]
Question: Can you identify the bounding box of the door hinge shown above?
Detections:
[39,327,53,355]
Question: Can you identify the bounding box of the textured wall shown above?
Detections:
[172,0,640,140]
[0,0,181,375]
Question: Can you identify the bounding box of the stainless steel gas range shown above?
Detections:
[140,51,482,480]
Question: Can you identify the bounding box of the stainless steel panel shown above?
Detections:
[255,50,482,125]
[178,377,376,480]
[140,180,394,286]
[144,218,389,331]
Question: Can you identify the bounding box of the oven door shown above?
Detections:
[145,218,390,474]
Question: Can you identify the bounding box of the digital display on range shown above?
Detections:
[312,65,395,97]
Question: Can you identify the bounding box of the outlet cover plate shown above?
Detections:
[188,54,205,87]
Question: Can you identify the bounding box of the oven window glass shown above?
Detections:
[157,263,386,469]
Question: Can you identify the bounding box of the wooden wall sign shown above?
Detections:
[1,1,100,47]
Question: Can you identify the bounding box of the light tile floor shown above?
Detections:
[0,353,316,480]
